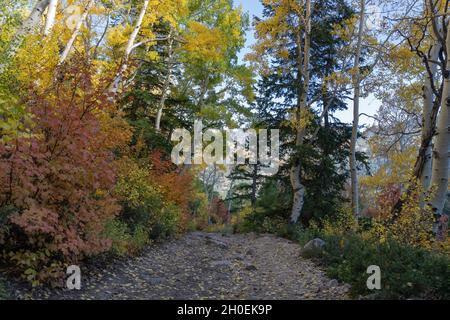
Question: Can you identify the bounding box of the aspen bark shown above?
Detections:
[155,29,175,131]
[393,2,444,216]
[349,0,365,217]
[44,0,58,36]
[420,0,443,193]
[0,0,50,71]
[58,0,93,65]
[421,43,441,192]
[109,0,150,96]
[429,18,450,240]
[290,0,310,224]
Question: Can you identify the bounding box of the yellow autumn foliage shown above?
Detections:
[183,22,227,63]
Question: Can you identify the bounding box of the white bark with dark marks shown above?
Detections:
[0,0,51,71]
[109,0,150,97]
[349,0,365,217]
[155,29,175,131]
[44,0,58,36]
[421,43,440,193]
[429,19,450,239]
[58,0,93,65]
[290,0,311,224]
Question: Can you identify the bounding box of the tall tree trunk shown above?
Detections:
[44,0,58,36]
[0,0,50,71]
[429,19,450,240]
[155,29,175,131]
[58,0,93,65]
[421,0,443,193]
[109,0,150,96]
[290,0,310,224]
[197,76,210,110]
[421,43,441,193]
[251,164,258,208]
[391,2,443,216]
[349,0,365,217]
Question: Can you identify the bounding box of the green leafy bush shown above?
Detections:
[113,157,167,249]
[102,219,151,257]
[149,203,180,240]
[0,280,8,300]
[320,234,450,299]
[102,219,132,256]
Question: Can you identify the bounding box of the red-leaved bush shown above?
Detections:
[210,197,229,224]
[148,150,194,231]
[0,61,129,285]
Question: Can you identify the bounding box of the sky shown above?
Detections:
[237,0,379,126]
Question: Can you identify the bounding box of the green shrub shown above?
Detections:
[294,227,320,246]
[102,219,150,256]
[188,190,210,230]
[0,279,8,300]
[103,219,132,256]
[237,209,288,234]
[113,157,183,247]
[131,225,150,251]
[234,208,318,245]
[319,234,450,299]
[149,203,181,240]
[0,204,16,245]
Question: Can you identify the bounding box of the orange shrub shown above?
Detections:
[0,61,129,285]
[148,150,194,231]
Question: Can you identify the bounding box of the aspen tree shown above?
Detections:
[349,0,365,217]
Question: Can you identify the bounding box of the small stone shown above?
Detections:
[301,238,326,257]
[244,263,257,271]
[328,279,339,287]
[245,248,255,256]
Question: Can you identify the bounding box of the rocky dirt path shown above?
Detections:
[6,232,350,300]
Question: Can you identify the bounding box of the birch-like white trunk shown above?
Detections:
[109,0,150,96]
[290,0,310,224]
[290,155,306,223]
[421,43,441,192]
[0,0,50,71]
[421,0,443,193]
[429,19,450,239]
[44,0,58,36]
[349,0,365,217]
[58,0,93,65]
[155,30,174,131]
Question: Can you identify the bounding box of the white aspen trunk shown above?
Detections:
[290,0,310,224]
[44,0,58,36]
[349,0,365,217]
[420,0,442,195]
[429,19,450,240]
[23,0,51,28]
[290,160,306,223]
[155,30,174,131]
[393,1,443,216]
[0,0,50,71]
[109,0,150,96]
[155,104,164,131]
[421,43,441,192]
[58,0,93,65]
